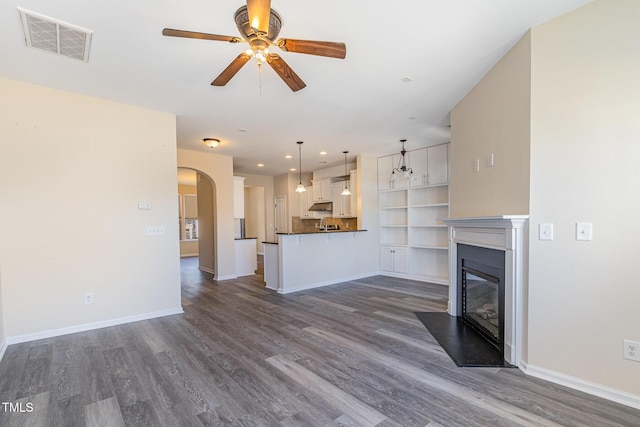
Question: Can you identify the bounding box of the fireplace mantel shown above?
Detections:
[443,215,528,366]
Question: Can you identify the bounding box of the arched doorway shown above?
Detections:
[177,167,217,277]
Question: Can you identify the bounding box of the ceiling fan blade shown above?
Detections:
[266,54,306,92]
[211,53,252,86]
[276,39,346,59]
[246,0,271,33]
[162,28,241,43]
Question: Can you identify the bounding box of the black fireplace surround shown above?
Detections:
[457,244,506,355]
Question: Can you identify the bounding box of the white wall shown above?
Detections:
[237,172,275,245]
[528,0,640,397]
[177,149,236,280]
[0,271,5,358]
[0,78,182,339]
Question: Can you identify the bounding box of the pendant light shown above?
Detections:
[341,151,351,196]
[390,139,413,181]
[295,141,307,193]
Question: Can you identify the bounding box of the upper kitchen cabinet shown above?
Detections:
[299,186,315,219]
[331,181,352,218]
[312,178,332,202]
[233,176,245,218]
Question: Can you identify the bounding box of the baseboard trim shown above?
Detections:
[215,274,238,281]
[0,338,7,363]
[198,266,215,275]
[277,272,378,294]
[180,253,198,258]
[5,307,184,345]
[521,361,640,410]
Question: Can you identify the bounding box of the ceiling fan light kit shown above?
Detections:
[162,0,346,92]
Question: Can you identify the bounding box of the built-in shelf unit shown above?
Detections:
[378,143,450,285]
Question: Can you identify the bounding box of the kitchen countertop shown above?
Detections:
[276,229,367,235]
[234,237,257,240]
[263,241,278,245]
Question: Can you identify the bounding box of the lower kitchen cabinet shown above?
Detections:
[380,245,408,274]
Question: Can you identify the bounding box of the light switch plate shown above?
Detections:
[138,201,151,210]
[539,223,554,241]
[146,226,165,236]
[576,222,593,241]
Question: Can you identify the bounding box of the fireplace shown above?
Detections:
[443,215,528,366]
[458,244,505,352]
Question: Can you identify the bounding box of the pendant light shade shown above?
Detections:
[390,139,413,181]
[295,141,307,193]
[341,151,351,196]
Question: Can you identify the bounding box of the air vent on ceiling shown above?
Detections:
[18,7,92,62]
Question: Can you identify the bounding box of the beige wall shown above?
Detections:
[450,32,531,217]
[196,173,215,273]
[178,184,198,257]
[0,78,182,338]
[528,0,640,396]
[450,0,640,401]
[0,272,4,353]
[177,149,236,279]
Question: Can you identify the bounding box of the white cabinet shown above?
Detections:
[233,176,245,219]
[378,143,449,189]
[312,179,332,202]
[299,186,315,219]
[409,148,428,187]
[331,181,352,218]
[427,144,449,185]
[380,245,408,274]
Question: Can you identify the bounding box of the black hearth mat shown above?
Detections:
[414,312,514,368]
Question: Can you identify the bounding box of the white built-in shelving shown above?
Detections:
[378,143,450,285]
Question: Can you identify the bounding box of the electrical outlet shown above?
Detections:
[84,293,93,305]
[623,340,640,361]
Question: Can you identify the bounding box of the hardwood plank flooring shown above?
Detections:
[0,255,639,426]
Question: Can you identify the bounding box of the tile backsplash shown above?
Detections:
[291,217,358,233]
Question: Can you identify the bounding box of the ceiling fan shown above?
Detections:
[162,0,346,92]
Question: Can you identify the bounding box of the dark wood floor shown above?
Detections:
[1,256,638,426]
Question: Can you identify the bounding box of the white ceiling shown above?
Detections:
[1,0,593,176]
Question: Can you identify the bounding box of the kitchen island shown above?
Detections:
[264,230,373,294]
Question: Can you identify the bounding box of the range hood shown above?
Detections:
[308,202,333,211]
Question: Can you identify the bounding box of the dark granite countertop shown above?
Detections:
[235,237,257,240]
[262,241,278,245]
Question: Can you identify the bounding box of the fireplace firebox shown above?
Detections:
[457,244,506,354]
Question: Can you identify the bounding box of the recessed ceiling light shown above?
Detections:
[319,151,327,155]
[239,128,248,132]
[285,155,292,159]
[400,76,414,83]
[257,163,264,167]
[408,116,416,120]
[290,168,296,171]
